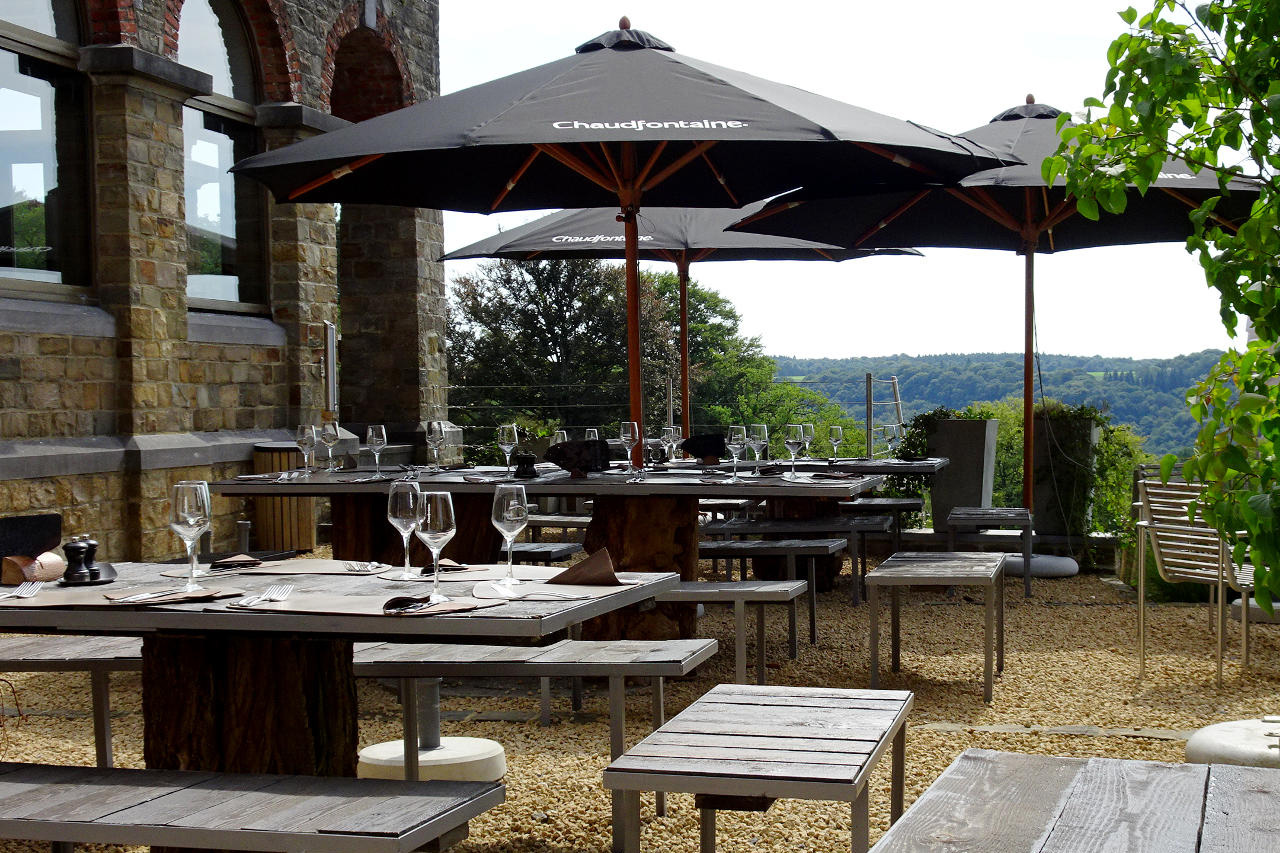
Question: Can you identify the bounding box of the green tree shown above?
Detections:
[1050,0,1280,606]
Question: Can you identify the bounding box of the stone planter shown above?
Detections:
[1032,415,1100,537]
[924,419,998,528]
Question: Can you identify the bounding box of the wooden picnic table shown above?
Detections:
[873,748,1280,851]
[0,562,676,783]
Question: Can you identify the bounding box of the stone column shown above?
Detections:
[337,205,446,438]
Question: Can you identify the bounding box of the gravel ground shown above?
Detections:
[1,561,1276,853]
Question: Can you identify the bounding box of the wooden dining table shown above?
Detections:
[0,561,677,782]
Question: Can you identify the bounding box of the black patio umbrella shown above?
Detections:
[231,18,1013,460]
[732,98,1260,508]
[439,201,920,437]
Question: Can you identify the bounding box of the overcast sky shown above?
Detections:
[436,0,1242,360]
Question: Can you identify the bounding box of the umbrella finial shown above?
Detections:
[619,16,631,29]
[1026,94,1035,104]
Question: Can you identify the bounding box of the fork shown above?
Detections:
[239,584,294,607]
[0,581,44,600]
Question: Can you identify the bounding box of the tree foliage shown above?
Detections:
[1050,0,1279,603]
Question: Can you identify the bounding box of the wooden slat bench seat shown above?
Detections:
[526,513,592,542]
[866,552,1006,703]
[0,761,502,853]
[509,541,584,564]
[871,748,1280,852]
[604,684,914,853]
[839,496,923,552]
[655,581,807,685]
[946,506,1034,597]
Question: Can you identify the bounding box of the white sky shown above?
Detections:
[438,0,1243,360]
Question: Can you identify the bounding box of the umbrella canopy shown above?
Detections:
[232,19,1013,454]
[440,201,920,436]
[732,98,1260,509]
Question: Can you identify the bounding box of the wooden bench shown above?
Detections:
[866,552,1006,703]
[872,748,1280,852]
[526,513,592,542]
[840,496,923,552]
[946,506,1034,597]
[0,761,502,853]
[698,498,760,521]
[509,541,584,564]
[604,684,914,853]
[655,581,807,684]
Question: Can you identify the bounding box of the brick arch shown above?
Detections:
[85,0,138,45]
[163,0,300,102]
[322,3,414,118]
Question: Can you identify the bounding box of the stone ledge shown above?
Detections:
[256,101,351,134]
[187,312,286,346]
[0,430,294,480]
[78,45,212,97]
[0,298,115,337]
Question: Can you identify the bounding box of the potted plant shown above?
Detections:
[1031,401,1103,538]
[900,407,998,528]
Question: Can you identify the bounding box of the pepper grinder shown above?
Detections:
[83,534,100,580]
[62,536,91,584]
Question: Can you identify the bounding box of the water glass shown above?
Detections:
[170,480,212,592]
[726,425,747,483]
[784,424,805,481]
[367,425,387,474]
[585,428,599,442]
[620,421,640,473]
[491,484,528,586]
[321,421,341,472]
[802,423,815,459]
[497,424,518,477]
[386,480,424,581]
[748,423,768,462]
[415,492,456,604]
[295,425,317,476]
[660,426,676,462]
[552,429,568,446]
[427,420,447,472]
[828,425,844,460]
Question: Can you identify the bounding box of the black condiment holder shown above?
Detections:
[59,535,116,586]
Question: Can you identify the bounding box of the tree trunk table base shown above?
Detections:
[331,493,502,565]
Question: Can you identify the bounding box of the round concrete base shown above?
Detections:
[357,737,507,781]
[1231,599,1280,625]
[1002,554,1079,579]
[1185,719,1280,768]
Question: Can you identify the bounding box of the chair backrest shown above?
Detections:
[0,513,62,559]
[1136,478,1225,586]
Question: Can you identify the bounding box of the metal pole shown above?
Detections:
[678,255,692,439]
[323,320,338,417]
[865,372,873,457]
[1022,244,1035,510]
[621,145,644,464]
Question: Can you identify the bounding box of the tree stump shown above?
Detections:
[330,493,502,565]
[142,633,357,776]
[582,494,699,640]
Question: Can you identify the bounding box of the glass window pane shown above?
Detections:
[177,0,254,102]
[0,49,89,286]
[0,0,80,41]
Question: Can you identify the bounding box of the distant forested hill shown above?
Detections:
[770,350,1224,456]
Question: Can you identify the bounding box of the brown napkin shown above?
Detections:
[755,466,786,476]
[211,554,261,570]
[104,587,240,605]
[547,549,619,585]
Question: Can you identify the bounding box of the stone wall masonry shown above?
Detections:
[0,330,118,440]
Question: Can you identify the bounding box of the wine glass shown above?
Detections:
[620,421,640,473]
[497,424,518,478]
[828,425,844,460]
[427,421,446,472]
[672,425,683,459]
[295,425,317,477]
[801,423,815,459]
[320,421,340,472]
[415,492,456,604]
[367,425,387,475]
[386,480,424,581]
[725,425,747,483]
[552,429,568,446]
[660,426,676,462]
[585,428,599,442]
[784,424,805,481]
[748,423,768,462]
[491,484,529,586]
[170,480,212,592]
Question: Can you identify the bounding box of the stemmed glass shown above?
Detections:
[725,426,747,483]
[620,421,640,473]
[367,425,387,475]
[748,423,768,462]
[295,425,317,477]
[828,425,844,460]
[321,421,341,472]
[386,481,424,581]
[415,492,456,604]
[552,429,568,446]
[585,428,599,442]
[427,421,446,472]
[660,427,676,462]
[801,423,815,459]
[784,424,805,481]
[497,424,518,478]
[170,481,212,593]
[491,484,529,586]
[672,425,683,459]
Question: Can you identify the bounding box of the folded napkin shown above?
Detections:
[755,465,786,476]
[211,553,261,570]
[381,595,500,616]
[811,471,856,480]
[548,549,619,585]
[104,587,240,605]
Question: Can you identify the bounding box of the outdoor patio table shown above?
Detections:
[0,561,677,783]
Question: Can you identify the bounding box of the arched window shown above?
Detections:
[178,0,265,308]
[0,0,89,296]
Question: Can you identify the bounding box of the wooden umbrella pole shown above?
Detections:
[1022,241,1036,510]
[622,146,644,465]
[677,255,692,439]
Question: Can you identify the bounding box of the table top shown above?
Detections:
[719,457,949,475]
[0,563,678,641]
[868,552,1007,586]
[603,683,914,801]
[214,466,885,500]
[871,748,1280,852]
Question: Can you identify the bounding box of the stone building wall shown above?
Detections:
[0,0,445,561]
